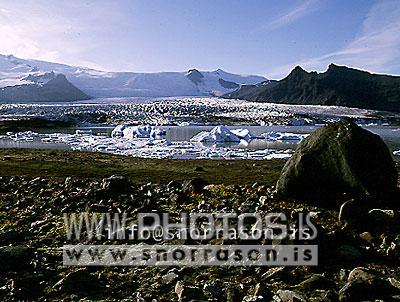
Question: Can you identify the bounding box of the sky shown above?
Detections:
[0,0,399,79]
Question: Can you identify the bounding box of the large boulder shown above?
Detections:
[276,120,398,204]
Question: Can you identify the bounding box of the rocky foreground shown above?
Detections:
[1,120,400,301]
[0,166,399,301]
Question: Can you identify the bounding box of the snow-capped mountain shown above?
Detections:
[0,54,267,99]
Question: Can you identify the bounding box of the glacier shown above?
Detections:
[0,54,266,98]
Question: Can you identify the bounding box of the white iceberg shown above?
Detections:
[230,128,255,141]
[111,124,166,139]
[8,131,39,141]
[3,129,298,160]
[111,124,127,137]
[75,129,92,135]
[262,131,308,141]
[190,125,254,143]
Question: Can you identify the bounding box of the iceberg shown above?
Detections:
[75,129,92,135]
[2,129,297,160]
[230,128,255,141]
[262,131,308,141]
[111,124,166,139]
[8,131,39,141]
[111,124,127,137]
[190,126,254,143]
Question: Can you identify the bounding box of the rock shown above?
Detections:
[368,209,395,224]
[339,267,399,301]
[294,274,334,291]
[161,272,178,285]
[238,200,257,212]
[339,269,348,281]
[359,232,374,243]
[274,289,305,302]
[347,267,376,283]
[175,281,204,302]
[182,178,208,194]
[9,273,43,300]
[389,277,400,290]
[203,282,223,298]
[167,180,181,190]
[89,203,109,212]
[253,283,273,300]
[0,228,22,243]
[242,295,264,301]
[262,267,290,281]
[276,120,398,204]
[319,290,339,302]
[259,196,269,205]
[0,246,34,271]
[101,175,130,194]
[337,245,362,261]
[170,193,188,204]
[54,269,100,293]
[226,287,240,302]
[338,199,357,223]
[203,184,217,191]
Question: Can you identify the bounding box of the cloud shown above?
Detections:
[0,6,61,61]
[266,0,320,31]
[268,0,400,78]
[0,1,126,69]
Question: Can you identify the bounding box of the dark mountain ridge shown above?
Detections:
[224,64,400,112]
[0,73,91,102]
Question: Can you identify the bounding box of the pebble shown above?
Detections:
[359,231,374,243]
[161,272,179,285]
[273,289,305,302]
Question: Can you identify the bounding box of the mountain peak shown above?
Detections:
[328,63,339,69]
[187,69,204,85]
[286,65,308,79]
[327,63,348,72]
[225,63,400,112]
[293,65,306,72]
[213,68,227,75]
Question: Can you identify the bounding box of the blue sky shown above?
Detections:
[1,0,399,79]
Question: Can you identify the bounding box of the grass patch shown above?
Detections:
[0,148,285,186]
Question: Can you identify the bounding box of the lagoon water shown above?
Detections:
[1,125,399,154]
[0,98,399,158]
